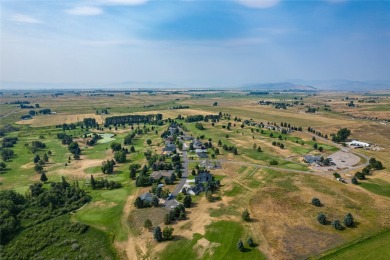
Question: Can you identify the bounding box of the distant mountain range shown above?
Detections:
[239,82,317,91]
[1,80,390,91]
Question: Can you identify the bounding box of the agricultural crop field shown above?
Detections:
[1,89,389,259]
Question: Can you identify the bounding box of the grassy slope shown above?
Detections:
[318,230,390,260]
[159,221,265,260]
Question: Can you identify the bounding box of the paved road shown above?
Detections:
[163,150,189,208]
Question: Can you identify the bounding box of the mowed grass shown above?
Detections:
[319,229,390,260]
[359,178,390,197]
[159,221,265,260]
[74,180,134,241]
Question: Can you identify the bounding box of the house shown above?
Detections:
[150,170,174,181]
[139,192,154,203]
[163,143,176,153]
[193,139,203,149]
[195,172,213,184]
[188,183,205,195]
[304,155,323,164]
[169,124,179,135]
[200,159,216,169]
[347,140,370,148]
[197,152,208,159]
[195,148,207,154]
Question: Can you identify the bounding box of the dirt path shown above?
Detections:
[115,189,139,260]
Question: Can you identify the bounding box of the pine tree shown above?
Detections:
[153,226,163,242]
[90,175,96,189]
[43,153,49,163]
[312,197,321,207]
[332,220,343,230]
[237,240,244,251]
[247,237,255,247]
[183,195,192,208]
[40,172,48,182]
[242,209,250,221]
[344,213,354,227]
[317,213,327,225]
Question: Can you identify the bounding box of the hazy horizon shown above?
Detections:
[1,0,390,87]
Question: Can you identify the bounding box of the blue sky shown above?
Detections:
[1,0,389,87]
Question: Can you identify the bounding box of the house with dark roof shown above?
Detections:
[195,172,213,184]
[150,170,174,181]
[304,155,323,164]
[189,183,205,195]
[197,152,208,158]
[163,143,176,153]
[192,139,203,149]
[139,192,154,203]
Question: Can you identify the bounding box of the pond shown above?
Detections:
[97,133,115,144]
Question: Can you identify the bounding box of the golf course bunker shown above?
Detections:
[97,133,115,144]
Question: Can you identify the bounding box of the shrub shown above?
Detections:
[344,213,354,227]
[312,197,321,207]
[242,209,250,221]
[332,220,343,230]
[247,237,255,247]
[317,213,327,225]
[269,159,278,165]
[237,240,244,251]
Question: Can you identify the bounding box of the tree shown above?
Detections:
[144,219,152,230]
[191,169,196,176]
[33,154,41,164]
[344,213,354,227]
[114,150,126,163]
[247,237,255,247]
[146,139,152,145]
[110,142,122,152]
[242,209,250,221]
[312,197,321,207]
[164,214,171,225]
[332,219,343,230]
[206,190,213,202]
[269,159,278,165]
[317,213,327,225]
[257,147,262,152]
[34,164,43,173]
[68,141,80,154]
[90,175,96,189]
[336,128,351,142]
[0,161,6,171]
[318,146,323,152]
[237,240,244,251]
[134,197,144,208]
[40,172,48,182]
[43,153,49,163]
[355,171,366,180]
[153,226,163,242]
[183,195,192,208]
[313,143,318,149]
[351,177,358,185]
[162,226,174,240]
[130,168,137,179]
[151,196,159,207]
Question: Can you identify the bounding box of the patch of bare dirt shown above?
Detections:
[193,238,221,257]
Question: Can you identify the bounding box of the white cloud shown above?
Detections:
[65,7,103,16]
[10,14,42,24]
[237,0,280,8]
[102,0,149,5]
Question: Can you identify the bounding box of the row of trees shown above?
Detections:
[105,114,163,126]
